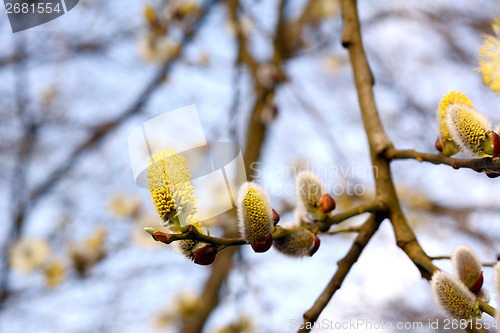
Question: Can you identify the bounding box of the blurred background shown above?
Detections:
[1,0,500,332]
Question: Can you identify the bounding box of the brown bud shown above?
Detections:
[153,231,169,243]
[272,209,280,225]
[251,234,273,253]
[486,172,500,178]
[470,271,484,292]
[492,131,500,157]
[193,245,218,266]
[320,194,336,214]
[435,137,443,152]
[308,235,321,257]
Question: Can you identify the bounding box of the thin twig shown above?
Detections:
[299,214,382,333]
[386,148,500,173]
[321,226,362,235]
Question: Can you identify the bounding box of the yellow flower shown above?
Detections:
[437,91,473,156]
[478,18,500,94]
[44,259,65,288]
[153,290,200,330]
[9,238,50,274]
[69,226,107,276]
[236,182,273,249]
[431,271,480,320]
[147,149,197,226]
[445,104,494,157]
[108,194,142,218]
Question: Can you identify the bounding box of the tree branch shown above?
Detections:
[386,148,500,173]
[299,214,382,333]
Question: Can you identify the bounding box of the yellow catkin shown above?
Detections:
[445,105,492,156]
[438,91,473,144]
[147,149,197,225]
[478,18,500,94]
[452,108,487,146]
[243,188,271,242]
[431,271,479,320]
[237,182,273,243]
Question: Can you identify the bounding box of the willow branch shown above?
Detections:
[386,148,500,173]
[321,226,362,235]
[340,0,438,278]
[315,200,385,231]
[430,256,497,268]
[146,226,247,249]
[299,214,382,333]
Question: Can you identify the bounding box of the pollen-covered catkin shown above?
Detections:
[431,270,480,320]
[147,148,197,225]
[445,104,494,157]
[437,91,473,156]
[236,182,274,252]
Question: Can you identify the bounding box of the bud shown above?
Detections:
[437,91,472,156]
[272,226,316,258]
[492,130,500,156]
[147,149,197,225]
[435,137,443,152]
[193,245,218,266]
[452,245,483,290]
[486,171,500,178]
[308,235,321,257]
[431,270,480,320]
[469,271,484,293]
[445,104,494,157]
[272,209,280,225]
[236,182,274,253]
[171,222,209,261]
[250,234,273,253]
[295,170,327,222]
[319,194,336,214]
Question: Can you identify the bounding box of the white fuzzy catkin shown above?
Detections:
[273,227,315,258]
[294,170,325,223]
[452,245,482,289]
[431,270,479,320]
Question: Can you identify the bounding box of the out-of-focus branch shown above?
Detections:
[299,214,382,333]
[180,1,293,331]
[0,0,215,308]
[386,148,500,173]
